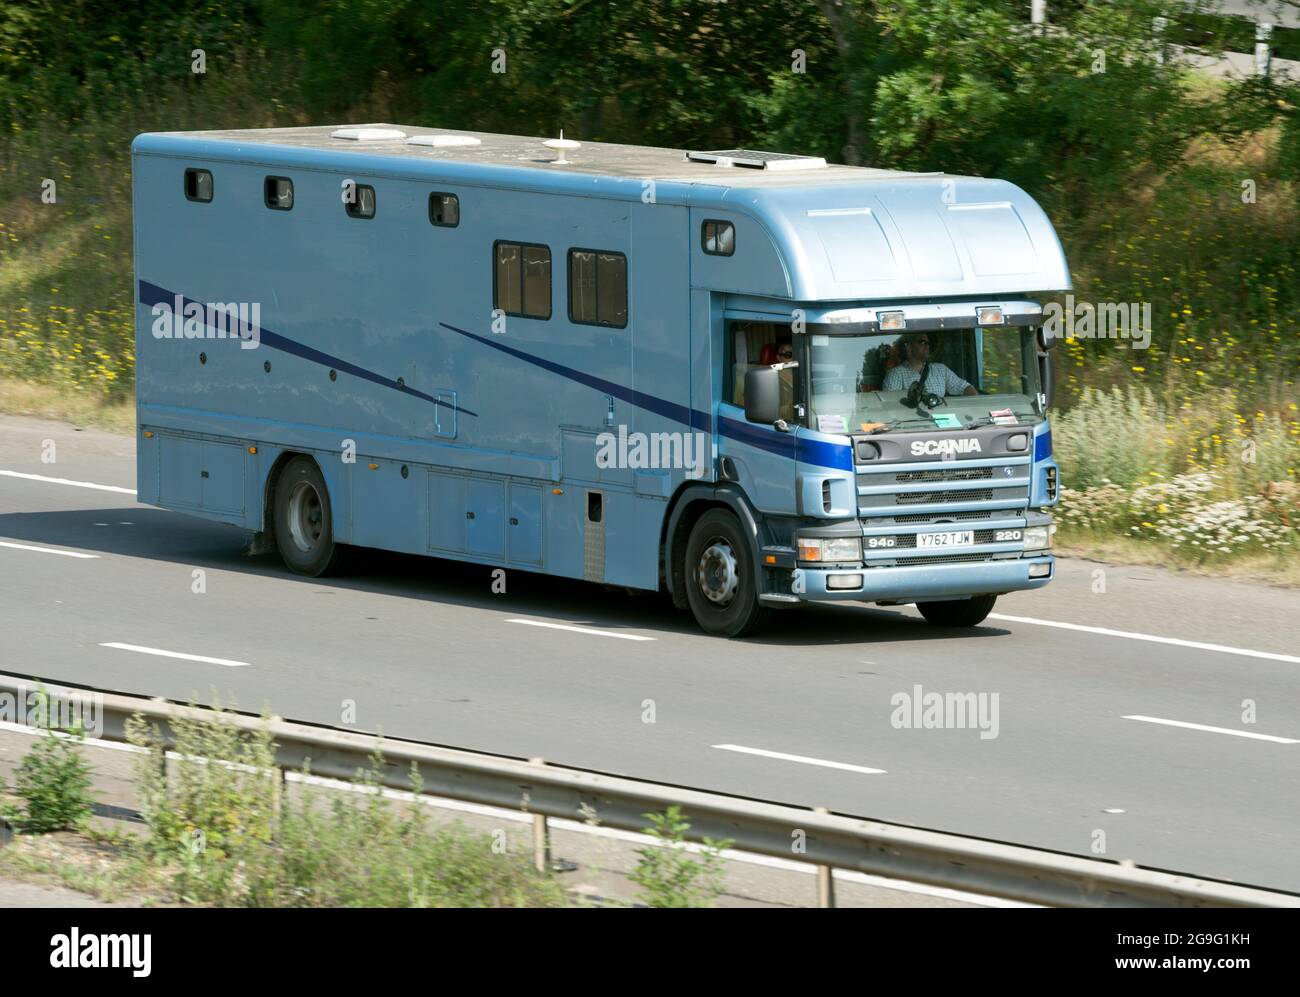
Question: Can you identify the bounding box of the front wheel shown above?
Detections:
[683,509,771,637]
[916,594,997,627]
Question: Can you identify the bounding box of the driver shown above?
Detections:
[882,331,977,397]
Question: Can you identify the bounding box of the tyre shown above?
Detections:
[916,594,997,627]
[272,455,346,576]
[683,508,771,637]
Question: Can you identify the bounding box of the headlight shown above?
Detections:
[1023,527,1050,552]
[798,537,862,563]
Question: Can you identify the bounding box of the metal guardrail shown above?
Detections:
[2,674,1297,908]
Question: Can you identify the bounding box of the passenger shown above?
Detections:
[775,340,796,421]
[883,332,977,397]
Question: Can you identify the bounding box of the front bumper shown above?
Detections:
[779,555,1054,604]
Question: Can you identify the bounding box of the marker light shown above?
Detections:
[878,311,905,331]
[978,306,1004,325]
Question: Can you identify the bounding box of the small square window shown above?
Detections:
[184,168,213,203]
[345,183,376,219]
[702,219,735,256]
[264,176,294,211]
[428,192,459,227]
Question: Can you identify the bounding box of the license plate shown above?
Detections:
[917,530,974,549]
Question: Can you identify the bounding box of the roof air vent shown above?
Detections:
[407,134,483,148]
[330,127,407,141]
[686,149,827,171]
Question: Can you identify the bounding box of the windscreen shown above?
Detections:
[807,325,1042,432]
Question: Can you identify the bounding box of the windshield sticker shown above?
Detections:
[988,408,1018,426]
[817,413,848,433]
[932,413,961,428]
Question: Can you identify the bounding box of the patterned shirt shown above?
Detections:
[882,362,971,396]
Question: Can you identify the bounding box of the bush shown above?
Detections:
[15,730,94,833]
[630,806,732,908]
[1054,385,1171,489]
[126,706,564,907]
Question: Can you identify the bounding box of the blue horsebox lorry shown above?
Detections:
[132,124,1065,637]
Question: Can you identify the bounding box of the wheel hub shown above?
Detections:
[286,480,323,553]
[696,540,739,606]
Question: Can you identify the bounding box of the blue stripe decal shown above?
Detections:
[1034,429,1052,461]
[717,415,796,461]
[797,434,855,472]
[139,281,477,418]
[438,321,709,431]
[439,320,855,471]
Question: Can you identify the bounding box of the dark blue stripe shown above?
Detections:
[440,320,855,471]
[717,415,795,461]
[439,321,710,431]
[714,418,852,472]
[139,281,476,418]
[1034,429,1052,461]
[796,434,855,472]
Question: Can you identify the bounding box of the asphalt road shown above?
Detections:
[1,415,1298,893]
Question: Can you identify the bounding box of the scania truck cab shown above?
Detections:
[715,299,1060,637]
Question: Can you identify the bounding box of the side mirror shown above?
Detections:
[1038,351,1055,410]
[1037,325,1058,351]
[744,367,781,425]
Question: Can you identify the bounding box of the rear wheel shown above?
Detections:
[273,456,346,576]
[916,594,997,627]
[683,509,771,637]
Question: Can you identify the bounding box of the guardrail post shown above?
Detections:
[530,757,551,873]
[814,807,836,908]
[1256,22,1274,79]
[1152,15,1169,65]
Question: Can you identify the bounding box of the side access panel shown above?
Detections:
[508,482,543,566]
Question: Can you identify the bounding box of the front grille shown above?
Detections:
[905,552,999,566]
[868,551,1010,567]
[897,488,995,505]
[894,467,994,484]
[891,510,1007,524]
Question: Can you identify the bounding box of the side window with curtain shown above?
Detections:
[568,249,627,328]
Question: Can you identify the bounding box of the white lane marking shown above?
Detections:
[713,743,886,775]
[506,618,655,641]
[989,612,1300,665]
[1123,714,1299,744]
[293,772,1023,906]
[0,540,98,559]
[99,642,251,668]
[0,469,136,495]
